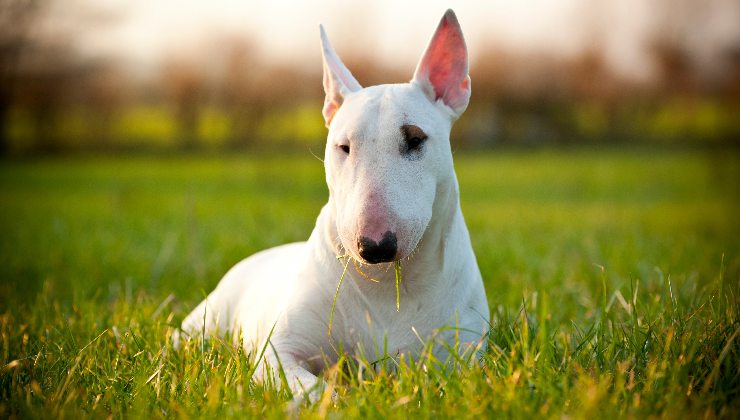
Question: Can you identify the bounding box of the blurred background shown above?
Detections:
[0,0,738,155]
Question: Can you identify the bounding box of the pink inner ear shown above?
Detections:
[320,24,361,126]
[322,63,341,124]
[322,93,340,125]
[414,11,470,113]
[424,19,467,100]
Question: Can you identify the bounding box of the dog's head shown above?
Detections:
[321,9,470,264]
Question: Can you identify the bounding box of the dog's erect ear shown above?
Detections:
[412,9,471,119]
[320,25,361,127]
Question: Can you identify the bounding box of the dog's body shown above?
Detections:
[179,9,489,397]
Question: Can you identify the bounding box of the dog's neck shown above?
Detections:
[312,172,465,290]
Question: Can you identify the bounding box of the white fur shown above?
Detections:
[178,9,489,400]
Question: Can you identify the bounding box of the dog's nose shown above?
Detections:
[358,231,397,264]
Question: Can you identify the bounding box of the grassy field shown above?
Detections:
[0,149,738,418]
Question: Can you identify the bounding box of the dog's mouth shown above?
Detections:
[341,247,398,266]
[358,255,396,265]
[336,223,425,266]
[336,242,400,267]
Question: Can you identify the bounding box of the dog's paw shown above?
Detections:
[285,382,337,413]
[171,328,182,350]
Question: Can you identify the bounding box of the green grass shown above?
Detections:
[0,149,738,418]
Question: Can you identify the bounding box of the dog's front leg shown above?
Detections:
[259,346,329,405]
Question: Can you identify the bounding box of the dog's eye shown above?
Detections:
[400,124,428,155]
[406,136,424,150]
[338,144,350,155]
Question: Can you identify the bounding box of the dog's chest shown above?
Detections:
[331,291,439,361]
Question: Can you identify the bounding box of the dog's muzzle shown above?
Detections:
[358,231,397,264]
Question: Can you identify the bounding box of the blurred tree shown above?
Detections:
[0,0,43,154]
[219,39,264,149]
[83,63,126,150]
[1,0,737,154]
[1,0,125,153]
[162,60,205,150]
[219,37,321,148]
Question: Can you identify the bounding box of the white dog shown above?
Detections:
[178,9,489,399]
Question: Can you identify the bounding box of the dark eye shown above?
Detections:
[339,144,350,154]
[406,136,424,151]
[400,124,428,156]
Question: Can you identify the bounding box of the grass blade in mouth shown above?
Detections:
[395,260,403,312]
[353,259,380,282]
[328,255,351,337]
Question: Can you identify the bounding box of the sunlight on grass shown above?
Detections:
[0,150,737,417]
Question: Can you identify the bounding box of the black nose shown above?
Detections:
[358,231,398,264]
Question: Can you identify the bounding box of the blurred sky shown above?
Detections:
[42,0,740,82]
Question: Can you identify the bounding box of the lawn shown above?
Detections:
[1,149,738,418]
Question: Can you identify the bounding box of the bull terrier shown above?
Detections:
[178,9,489,400]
